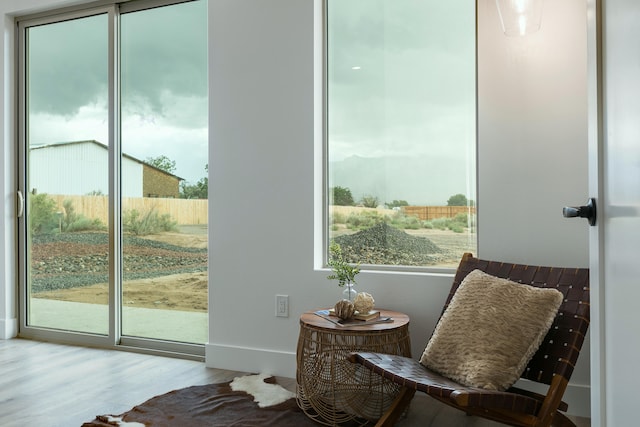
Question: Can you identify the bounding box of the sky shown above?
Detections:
[26,0,476,204]
[27,0,208,184]
[327,0,477,205]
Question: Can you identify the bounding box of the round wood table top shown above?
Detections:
[300,308,410,332]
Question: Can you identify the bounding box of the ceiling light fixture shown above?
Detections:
[495,0,543,37]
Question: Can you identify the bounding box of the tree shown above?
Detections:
[447,193,469,206]
[331,186,354,206]
[146,155,176,174]
[180,164,208,199]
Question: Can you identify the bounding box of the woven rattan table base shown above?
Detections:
[296,309,411,426]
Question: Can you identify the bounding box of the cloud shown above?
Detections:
[28,14,108,116]
[27,0,208,130]
[25,0,209,183]
[120,0,208,124]
[327,0,476,170]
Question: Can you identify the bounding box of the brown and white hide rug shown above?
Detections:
[82,374,319,427]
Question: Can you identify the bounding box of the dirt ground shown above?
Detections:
[38,271,209,312]
[34,229,209,312]
[35,226,474,311]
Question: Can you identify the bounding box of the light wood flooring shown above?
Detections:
[0,338,589,427]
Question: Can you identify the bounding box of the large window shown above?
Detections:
[326,0,477,269]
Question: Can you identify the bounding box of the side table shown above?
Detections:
[296,308,411,426]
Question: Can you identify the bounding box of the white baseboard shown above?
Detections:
[563,382,591,418]
[0,317,18,339]
[206,343,591,419]
[205,343,297,378]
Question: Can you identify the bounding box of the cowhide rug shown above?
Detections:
[82,374,319,427]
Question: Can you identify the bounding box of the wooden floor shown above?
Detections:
[0,338,590,427]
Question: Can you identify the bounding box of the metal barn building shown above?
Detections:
[29,140,182,198]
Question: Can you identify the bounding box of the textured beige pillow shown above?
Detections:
[419,269,563,391]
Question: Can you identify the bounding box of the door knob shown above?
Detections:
[562,198,596,226]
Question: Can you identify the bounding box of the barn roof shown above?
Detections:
[30,140,184,181]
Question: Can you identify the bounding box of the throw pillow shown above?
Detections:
[419,269,564,391]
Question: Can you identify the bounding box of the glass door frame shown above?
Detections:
[16,0,205,359]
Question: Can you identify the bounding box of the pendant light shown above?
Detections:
[495,0,543,37]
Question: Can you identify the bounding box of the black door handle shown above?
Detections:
[562,198,596,226]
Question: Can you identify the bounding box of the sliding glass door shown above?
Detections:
[18,0,208,353]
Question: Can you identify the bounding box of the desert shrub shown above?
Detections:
[29,193,59,235]
[451,212,476,232]
[65,217,105,232]
[360,195,379,208]
[330,212,347,224]
[123,208,178,235]
[402,217,421,229]
[452,212,468,224]
[423,213,476,233]
[449,223,464,233]
[431,218,449,230]
[346,210,384,230]
[389,212,421,230]
[61,199,105,232]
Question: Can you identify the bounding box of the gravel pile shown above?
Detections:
[31,233,207,292]
[334,222,445,266]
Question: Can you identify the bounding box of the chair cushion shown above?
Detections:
[419,269,563,391]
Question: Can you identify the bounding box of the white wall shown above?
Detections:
[0,0,591,418]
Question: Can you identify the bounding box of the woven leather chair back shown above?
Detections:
[447,254,590,385]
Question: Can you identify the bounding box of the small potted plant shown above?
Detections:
[327,241,359,301]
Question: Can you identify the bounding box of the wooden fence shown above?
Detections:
[403,205,476,221]
[48,195,208,226]
[330,205,476,221]
[49,197,471,227]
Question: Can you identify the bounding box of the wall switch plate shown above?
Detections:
[275,295,289,317]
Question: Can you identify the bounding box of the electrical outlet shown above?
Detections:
[275,295,289,317]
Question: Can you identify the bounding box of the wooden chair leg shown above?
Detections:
[375,387,416,427]
[550,411,577,427]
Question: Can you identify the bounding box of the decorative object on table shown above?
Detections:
[333,299,355,320]
[352,309,380,321]
[326,242,360,301]
[353,292,374,314]
[351,291,379,320]
[313,309,389,326]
